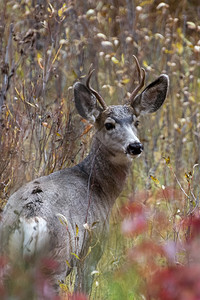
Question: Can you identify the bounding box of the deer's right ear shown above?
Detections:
[73,82,102,123]
[131,74,169,116]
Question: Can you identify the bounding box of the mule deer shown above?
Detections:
[0,56,169,294]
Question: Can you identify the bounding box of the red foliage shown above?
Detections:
[121,214,147,236]
[120,194,200,300]
[121,201,145,216]
[35,258,60,300]
[0,256,8,299]
[183,215,200,241]
[156,186,183,202]
[39,257,59,273]
[68,293,88,300]
[149,265,200,300]
[127,240,166,276]
[0,256,8,276]
[121,202,147,236]
[128,240,164,259]
[120,193,149,217]
[147,216,200,299]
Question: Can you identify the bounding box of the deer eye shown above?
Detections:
[105,122,115,130]
[134,120,140,128]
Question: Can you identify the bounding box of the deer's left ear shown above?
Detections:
[132,74,169,116]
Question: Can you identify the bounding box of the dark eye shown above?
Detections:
[134,120,140,128]
[105,123,115,130]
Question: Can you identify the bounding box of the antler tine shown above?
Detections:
[129,55,146,104]
[86,64,95,87]
[86,64,107,110]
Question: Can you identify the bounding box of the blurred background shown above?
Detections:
[0,0,200,299]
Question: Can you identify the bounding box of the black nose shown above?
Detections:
[127,142,144,155]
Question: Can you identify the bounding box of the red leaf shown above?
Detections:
[68,293,88,300]
[121,214,147,236]
[149,265,200,300]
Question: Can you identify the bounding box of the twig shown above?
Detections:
[0,24,13,115]
[170,167,190,200]
[0,24,24,117]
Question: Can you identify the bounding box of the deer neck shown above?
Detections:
[77,137,131,205]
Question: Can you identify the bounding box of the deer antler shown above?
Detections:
[129,55,146,105]
[86,65,107,110]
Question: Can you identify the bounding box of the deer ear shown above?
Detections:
[73,82,102,123]
[132,74,169,116]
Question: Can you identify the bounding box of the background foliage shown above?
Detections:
[0,0,200,299]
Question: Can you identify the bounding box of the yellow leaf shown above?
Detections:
[111,56,119,64]
[84,246,92,259]
[65,260,71,268]
[6,110,9,118]
[52,44,62,65]
[185,171,192,182]
[189,95,195,102]
[150,175,160,186]
[177,28,193,47]
[71,252,80,260]
[76,224,79,237]
[164,49,174,54]
[72,69,78,79]
[163,156,170,165]
[58,3,67,17]
[121,78,130,84]
[56,213,68,228]
[6,105,13,118]
[121,53,125,65]
[143,60,149,68]
[15,87,24,101]
[175,42,183,54]
[140,0,154,6]
[37,52,42,59]
[59,283,68,292]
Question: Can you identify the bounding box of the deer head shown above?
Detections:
[74,56,169,163]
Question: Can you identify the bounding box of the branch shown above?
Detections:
[0,24,13,115]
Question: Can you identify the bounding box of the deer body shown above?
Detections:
[0,59,169,294]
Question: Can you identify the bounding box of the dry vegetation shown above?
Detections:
[0,0,200,299]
